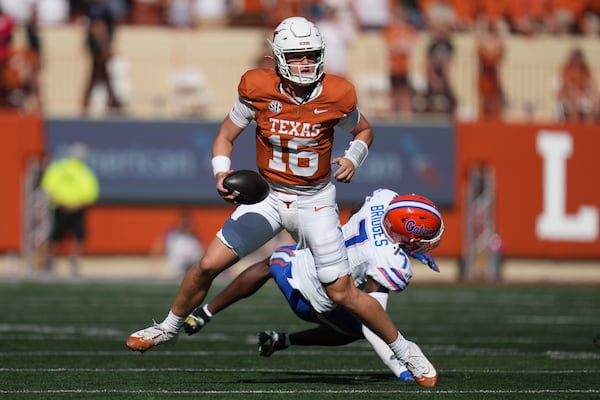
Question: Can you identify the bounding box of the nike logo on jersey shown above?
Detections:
[314,206,326,212]
[314,108,328,114]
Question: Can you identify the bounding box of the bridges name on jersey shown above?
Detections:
[344,188,413,292]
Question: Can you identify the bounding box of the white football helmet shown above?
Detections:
[270,17,325,86]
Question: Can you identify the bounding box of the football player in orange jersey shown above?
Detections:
[126,16,437,387]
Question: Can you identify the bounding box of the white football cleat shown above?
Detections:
[400,341,438,387]
[126,323,178,353]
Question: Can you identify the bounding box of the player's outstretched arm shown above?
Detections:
[209,257,272,313]
[212,116,245,200]
[333,113,373,183]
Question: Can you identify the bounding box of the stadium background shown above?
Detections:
[0,6,599,282]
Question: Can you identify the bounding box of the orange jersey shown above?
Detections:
[237,69,357,186]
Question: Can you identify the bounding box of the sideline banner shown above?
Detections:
[44,119,455,206]
[458,123,599,257]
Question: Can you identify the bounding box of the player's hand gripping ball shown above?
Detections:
[222,170,270,205]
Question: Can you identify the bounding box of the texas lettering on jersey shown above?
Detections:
[268,118,321,138]
[237,69,358,185]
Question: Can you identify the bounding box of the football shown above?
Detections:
[221,170,270,205]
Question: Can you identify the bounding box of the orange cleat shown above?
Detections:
[126,323,178,353]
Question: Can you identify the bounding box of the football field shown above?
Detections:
[1,279,598,400]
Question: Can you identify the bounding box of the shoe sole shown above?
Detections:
[126,336,155,353]
[414,367,438,387]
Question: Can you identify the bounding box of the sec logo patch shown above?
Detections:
[269,100,282,114]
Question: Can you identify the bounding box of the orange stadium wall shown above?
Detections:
[2,117,599,259]
[85,205,234,254]
[0,113,44,252]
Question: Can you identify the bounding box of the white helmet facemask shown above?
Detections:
[269,17,325,86]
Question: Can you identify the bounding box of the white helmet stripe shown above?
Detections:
[386,200,442,220]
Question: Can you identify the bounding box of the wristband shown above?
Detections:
[344,140,369,168]
[202,304,213,318]
[211,155,231,177]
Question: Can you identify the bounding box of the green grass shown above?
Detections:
[0,279,598,400]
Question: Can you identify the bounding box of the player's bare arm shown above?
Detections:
[333,113,374,183]
[212,116,245,200]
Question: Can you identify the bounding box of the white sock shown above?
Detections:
[388,331,409,360]
[161,310,185,332]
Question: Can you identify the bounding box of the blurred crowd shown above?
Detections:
[12,0,596,35]
[1,0,600,122]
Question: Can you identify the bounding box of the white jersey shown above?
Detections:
[290,188,413,312]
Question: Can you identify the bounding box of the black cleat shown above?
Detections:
[257,331,288,357]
